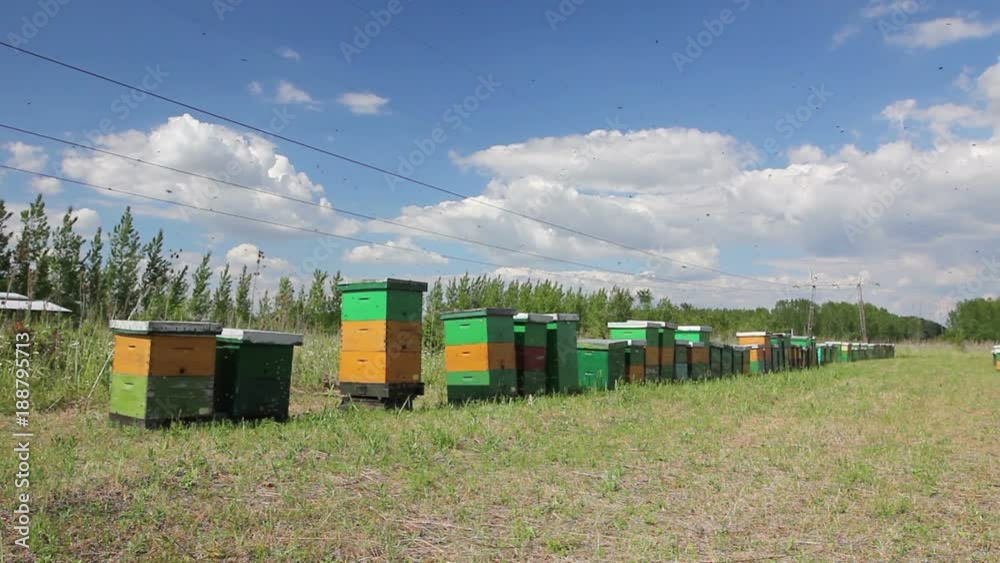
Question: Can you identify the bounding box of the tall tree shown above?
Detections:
[188,253,213,320]
[105,207,142,317]
[212,263,233,324]
[275,277,295,329]
[234,264,253,325]
[12,194,50,298]
[306,269,329,330]
[50,208,85,310]
[165,264,189,319]
[139,230,170,314]
[82,227,104,318]
[0,200,13,291]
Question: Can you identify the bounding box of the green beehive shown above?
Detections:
[635,321,678,382]
[770,333,788,371]
[674,340,690,381]
[444,308,516,403]
[623,340,647,384]
[709,343,724,379]
[109,320,223,428]
[721,344,733,376]
[993,345,1000,370]
[215,329,303,421]
[541,313,580,394]
[340,279,426,322]
[676,325,712,343]
[610,321,660,383]
[577,339,627,391]
[687,341,709,380]
[513,313,549,396]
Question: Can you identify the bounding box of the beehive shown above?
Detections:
[338,279,427,408]
[109,320,222,428]
[676,325,712,343]
[609,321,660,383]
[577,339,627,391]
[674,340,690,381]
[742,344,762,374]
[623,340,646,384]
[214,329,303,421]
[736,331,770,346]
[687,341,709,380]
[709,343,724,379]
[541,313,580,394]
[771,333,790,371]
[840,342,852,363]
[444,308,516,403]
[629,320,677,382]
[739,346,750,374]
[791,336,816,369]
[513,313,548,396]
[721,344,733,376]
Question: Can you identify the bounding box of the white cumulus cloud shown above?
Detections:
[336,92,390,115]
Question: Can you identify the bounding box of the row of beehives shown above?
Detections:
[107,320,304,428]
[106,278,897,427]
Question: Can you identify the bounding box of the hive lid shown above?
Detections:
[624,339,647,347]
[677,325,713,332]
[709,342,725,349]
[992,345,1000,353]
[338,278,428,292]
[538,313,580,322]
[734,344,759,350]
[577,338,627,350]
[608,321,659,329]
[109,320,223,335]
[441,308,516,320]
[627,319,679,329]
[513,313,551,324]
[736,331,769,337]
[218,328,304,346]
[684,340,707,347]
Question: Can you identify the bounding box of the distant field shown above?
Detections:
[2,345,998,562]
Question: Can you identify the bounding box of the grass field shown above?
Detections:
[2,344,998,562]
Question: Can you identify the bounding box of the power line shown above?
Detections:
[0,40,813,289]
[0,123,805,294]
[0,164,809,297]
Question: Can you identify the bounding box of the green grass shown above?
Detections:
[1,342,999,561]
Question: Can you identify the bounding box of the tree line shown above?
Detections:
[1,195,947,344]
[946,298,1000,342]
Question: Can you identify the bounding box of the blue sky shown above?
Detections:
[3,0,1000,320]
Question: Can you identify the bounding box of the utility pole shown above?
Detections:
[806,269,816,337]
[857,275,868,343]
